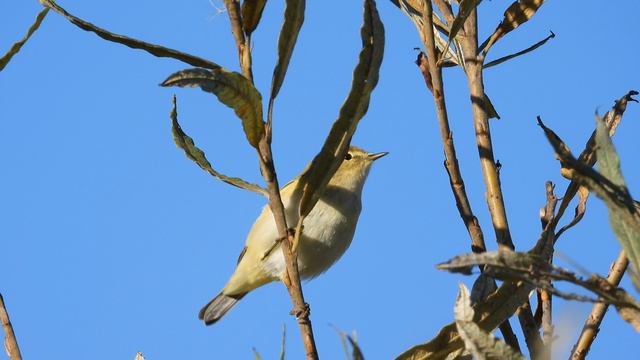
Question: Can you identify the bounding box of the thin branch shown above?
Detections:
[570,252,629,360]
[459,9,515,252]
[483,31,555,69]
[418,2,521,351]
[539,181,557,360]
[222,0,254,82]
[458,8,544,356]
[418,2,486,255]
[38,0,221,70]
[0,294,22,360]
[540,289,552,358]
[219,0,316,356]
[256,140,318,359]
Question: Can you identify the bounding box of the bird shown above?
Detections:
[199,145,387,325]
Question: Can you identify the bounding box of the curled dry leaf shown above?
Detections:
[540,115,640,288]
[0,8,49,72]
[241,0,268,36]
[555,185,589,241]
[161,68,265,148]
[455,284,526,360]
[481,0,545,55]
[296,0,384,217]
[439,250,640,332]
[170,96,268,197]
[396,281,531,360]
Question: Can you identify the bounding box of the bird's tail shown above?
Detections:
[198,292,246,325]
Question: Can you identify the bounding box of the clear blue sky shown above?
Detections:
[2,1,639,359]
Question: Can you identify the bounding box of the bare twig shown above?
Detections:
[418,2,521,351]
[222,0,253,82]
[257,140,318,359]
[570,252,629,360]
[540,289,552,355]
[219,0,316,357]
[457,8,545,356]
[459,9,514,252]
[539,182,557,360]
[0,294,22,360]
[418,2,486,255]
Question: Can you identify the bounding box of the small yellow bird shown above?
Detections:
[199,146,387,325]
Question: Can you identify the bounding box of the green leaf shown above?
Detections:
[455,284,526,360]
[242,0,268,36]
[396,281,531,360]
[269,0,305,109]
[297,0,385,217]
[0,8,49,72]
[170,96,268,197]
[594,116,640,288]
[162,68,265,148]
[38,0,221,70]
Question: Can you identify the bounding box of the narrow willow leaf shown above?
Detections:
[594,116,640,288]
[242,0,267,36]
[448,0,482,44]
[170,96,268,197]
[483,93,500,119]
[252,348,262,360]
[395,281,531,360]
[480,0,545,54]
[455,285,526,360]
[483,31,554,69]
[269,0,305,105]
[162,68,265,148]
[38,0,221,70]
[0,8,49,72]
[297,0,384,217]
[555,185,588,240]
[348,335,365,360]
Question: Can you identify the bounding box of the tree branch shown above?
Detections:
[0,294,22,360]
[257,140,319,359]
[223,0,253,82]
[570,251,629,360]
[418,2,486,256]
[458,8,543,357]
[418,2,520,351]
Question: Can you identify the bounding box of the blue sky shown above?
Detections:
[2,1,639,359]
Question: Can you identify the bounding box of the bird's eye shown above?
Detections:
[344,153,352,160]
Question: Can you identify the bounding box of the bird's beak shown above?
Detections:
[367,151,389,161]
